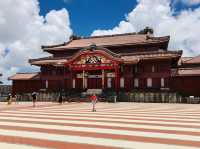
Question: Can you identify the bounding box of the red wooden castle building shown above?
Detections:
[9,28,200,98]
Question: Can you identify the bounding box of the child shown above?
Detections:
[90,94,97,112]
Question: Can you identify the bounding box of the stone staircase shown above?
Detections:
[85,89,102,95]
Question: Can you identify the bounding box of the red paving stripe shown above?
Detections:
[20,107,200,116]
[0,103,59,112]
[1,113,200,124]
[2,102,78,109]
[0,135,114,149]
[4,110,200,121]
[17,106,200,115]
[1,116,200,129]
[1,113,200,132]
[36,104,199,111]
[1,118,200,137]
[91,107,192,113]
[38,111,200,120]
[0,125,200,148]
[19,104,166,111]
[0,119,200,137]
[1,103,200,148]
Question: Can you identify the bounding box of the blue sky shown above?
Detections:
[39,0,138,36]
[39,0,200,36]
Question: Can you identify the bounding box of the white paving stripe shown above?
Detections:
[4,110,200,121]
[19,107,200,115]
[1,116,200,132]
[17,108,200,117]
[0,129,198,149]
[18,106,191,112]
[0,115,200,132]
[0,121,200,142]
[0,142,47,149]
[1,112,200,126]
[1,102,200,149]
[18,103,198,109]
[0,114,200,127]
[2,112,200,122]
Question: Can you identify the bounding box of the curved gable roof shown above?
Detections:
[42,33,170,51]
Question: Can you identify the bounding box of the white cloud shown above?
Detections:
[92,21,135,36]
[92,0,200,56]
[0,0,72,84]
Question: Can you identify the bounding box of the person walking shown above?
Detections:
[7,94,12,105]
[90,94,98,112]
[58,92,63,105]
[31,92,37,107]
[12,95,17,104]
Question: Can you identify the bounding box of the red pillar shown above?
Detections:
[102,69,105,90]
[70,67,73,89]
[115,65,120,93]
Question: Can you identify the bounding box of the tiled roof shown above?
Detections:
[176,68,200,76]
[42,33,170,51]
[30,59,67,66]
[9,73,40,80]
[178,57,193,65]
[183,55,200,64]
[121,50,182,62]
[30,50,182,66]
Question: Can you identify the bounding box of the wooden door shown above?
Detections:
[88,78,102,89]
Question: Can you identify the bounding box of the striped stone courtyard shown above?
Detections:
[0,102,200,149]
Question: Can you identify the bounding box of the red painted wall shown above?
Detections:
[123,59,171,91]
[12,80,44,94]
[171,76,200,97]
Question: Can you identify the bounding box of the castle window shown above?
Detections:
[107,78,112,88]
[45,80,48,89]
[161,78,165,87]
[120,77,124,88]
[152,65,155,72]
[147,78,152,88]
[134,78,139,88]
[135,65,138,73]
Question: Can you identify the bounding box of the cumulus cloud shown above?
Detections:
[91,0,200,56]
[0,0,72,84]
[92,21,135,36]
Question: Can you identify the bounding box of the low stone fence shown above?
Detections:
[16,92,59,102]
[15,91,200,104]
[185,97,200,104]
[117,92,183,103]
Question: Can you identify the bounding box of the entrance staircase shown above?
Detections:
[85,89,102,95]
